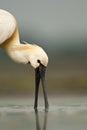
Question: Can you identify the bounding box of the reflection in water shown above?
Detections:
[35,111,48,130]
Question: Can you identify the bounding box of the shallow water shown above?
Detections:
[0,96,87,130]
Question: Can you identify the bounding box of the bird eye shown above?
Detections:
[37,60,40,63]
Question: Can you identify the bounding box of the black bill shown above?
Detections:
[34,63,49,111]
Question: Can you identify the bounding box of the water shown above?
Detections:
[0,96,87,130]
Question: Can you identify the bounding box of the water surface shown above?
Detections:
[0,96,87,130]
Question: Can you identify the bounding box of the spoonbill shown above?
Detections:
[0,9,49,111]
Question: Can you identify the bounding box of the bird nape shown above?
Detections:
[0,9,49,111]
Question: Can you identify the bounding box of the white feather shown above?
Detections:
[0,9,48,68]
[0,9,16,44]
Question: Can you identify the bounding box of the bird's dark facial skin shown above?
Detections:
[34,63,49,112]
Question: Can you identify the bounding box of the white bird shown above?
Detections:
[0,9,49,111]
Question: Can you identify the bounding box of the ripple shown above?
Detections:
[0,105,34,113]
[0,104,87,114]
[49,104,87,114]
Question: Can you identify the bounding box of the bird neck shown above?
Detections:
[1,27,20,51]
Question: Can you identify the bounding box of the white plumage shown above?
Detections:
[0,9,48,68]
[0,9,49,111]
[0,9,16,44]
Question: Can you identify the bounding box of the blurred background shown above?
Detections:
[0,0,87,97]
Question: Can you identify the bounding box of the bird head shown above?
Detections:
[29,45,48,69]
